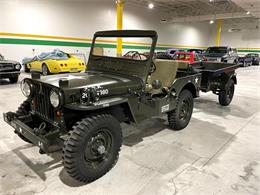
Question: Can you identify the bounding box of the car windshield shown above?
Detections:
[205,47,227,54]
[0,54,4,60]
[92,37,152,61]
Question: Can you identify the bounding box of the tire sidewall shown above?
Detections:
[63,114,122,182]
[79,117,121,176]
[168,90,194,130]
[42,64,49,76]
[219,79,235,106]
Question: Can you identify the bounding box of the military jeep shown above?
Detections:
[4,30,201,183]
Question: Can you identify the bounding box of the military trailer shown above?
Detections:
[4,30,203,182]
[173,60,238,106]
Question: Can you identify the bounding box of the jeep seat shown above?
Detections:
[146,59,179,94]
[175,60,190,70]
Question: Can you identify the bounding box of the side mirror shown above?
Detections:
[152,80,162,89]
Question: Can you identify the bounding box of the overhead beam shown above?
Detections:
[168,12,251,23]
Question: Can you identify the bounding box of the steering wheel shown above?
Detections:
[150,61,156,73]
[123,51,147,60]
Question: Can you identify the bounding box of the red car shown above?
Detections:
[173,51,204,63]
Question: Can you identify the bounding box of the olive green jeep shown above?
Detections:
[4,30,201,183]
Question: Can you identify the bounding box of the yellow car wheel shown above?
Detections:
[42,64,50,76]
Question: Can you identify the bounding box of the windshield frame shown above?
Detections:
[87,30,158,82]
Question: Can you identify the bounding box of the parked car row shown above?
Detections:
[151,46,259,67]
[0,51,86,84]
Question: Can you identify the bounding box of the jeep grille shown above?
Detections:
[33,82,55,121]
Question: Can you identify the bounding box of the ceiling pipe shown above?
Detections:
[166,12,252,23]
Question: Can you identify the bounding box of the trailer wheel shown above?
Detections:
[62,114,122,183]
[218,79,235,106]
[168,90,194,131]
[15,100,32,143]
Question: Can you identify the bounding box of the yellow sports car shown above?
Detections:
[23,50,86,76]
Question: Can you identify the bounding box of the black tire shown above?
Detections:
[15,100,32,143]
[62,114,122,183]
[218,79,235,106]
[168,90,194,131]
[24,64,30,73]
[42,64,50,76]
[9,76,19,83]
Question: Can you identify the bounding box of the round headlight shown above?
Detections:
[50,91,60,108]
[15,64,21,70]
[21,80,31,97]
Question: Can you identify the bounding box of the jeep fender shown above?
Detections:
[64,97,136,123]
[170,73,201,98]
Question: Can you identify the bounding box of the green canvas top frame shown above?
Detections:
[88,30,158,82]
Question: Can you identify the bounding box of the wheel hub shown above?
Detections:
[84,129,112,167]
[179,101,189,120]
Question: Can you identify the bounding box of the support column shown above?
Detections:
[215,19,223,46]
[116,0,124,56]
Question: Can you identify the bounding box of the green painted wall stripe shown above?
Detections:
[0,38,169,50]
[0,37,259,53]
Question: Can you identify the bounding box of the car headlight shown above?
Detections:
[50,91,60,108]
[15,64,21,70]
[21,80,32,97]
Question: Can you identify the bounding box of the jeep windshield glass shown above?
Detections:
[92,37,152,61]
[205,47,227,54]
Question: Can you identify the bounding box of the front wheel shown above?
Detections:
[218,79,235,106]
[62,114,122,183]
[42,64,50,76]
[15,100,32,143]
[168,90,194,131]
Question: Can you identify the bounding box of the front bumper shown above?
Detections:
[3,112,63,153]
[0,71,20,78]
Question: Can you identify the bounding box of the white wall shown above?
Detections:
[0,0,213,62]
[0,0,259,62]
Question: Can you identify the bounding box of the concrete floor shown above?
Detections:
[0,67,260,195]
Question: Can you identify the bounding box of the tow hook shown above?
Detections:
[33,122,47,135]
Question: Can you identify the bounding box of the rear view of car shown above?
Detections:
[23,49,86,75]
[203,46,238,64]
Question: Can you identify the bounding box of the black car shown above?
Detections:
[203,46,239,64]
[248,53,259,65]
[238,54,253,67]
[0,54,21,83]
[187,48,205,54]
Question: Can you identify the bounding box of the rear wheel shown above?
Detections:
[168,90,194,131]
[15,100,32,143]
[42,64,50,76]
[9,76,19,83]
[62,114,122,183]
[218,79,235,106]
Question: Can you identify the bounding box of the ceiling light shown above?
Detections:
[148,3,154,9]
[210,20,214,24]
[246,11,250,15]
[209,0,214,2]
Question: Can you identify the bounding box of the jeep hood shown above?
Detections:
[36,71,143,91]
